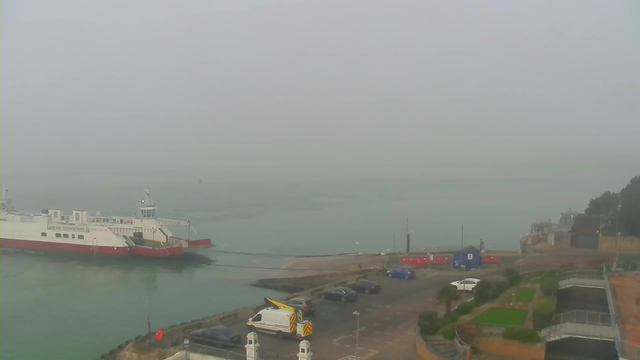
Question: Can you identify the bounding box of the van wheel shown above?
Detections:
[248,325,255,331]
[365,289,370,295]
[320,294,326,300]
[405,275,410,279]
[341,297,347,303]
[388,273,392,278]
[276,331,284,339]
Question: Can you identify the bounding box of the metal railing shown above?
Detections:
[543,322,616,341]
[558,269,604,281]
[552,310,611,326]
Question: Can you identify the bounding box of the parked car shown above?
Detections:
[284,297,317,315]
[189,326,242,347]
[346,280,381,294]
[450,278,481,291]
[319,286,358,302]
[387,266,416,279]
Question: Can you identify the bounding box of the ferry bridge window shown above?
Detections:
[40,232,47,237]
[78,235,84,240]
[63,234,69,238]
[55,233,61,238]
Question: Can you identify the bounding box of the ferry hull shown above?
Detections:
[0,238,130,256]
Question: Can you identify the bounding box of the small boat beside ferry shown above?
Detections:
[0,188,212,257]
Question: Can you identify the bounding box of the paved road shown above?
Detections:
[188,250,640,360]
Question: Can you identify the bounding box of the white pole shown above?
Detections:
[353,311,360,359]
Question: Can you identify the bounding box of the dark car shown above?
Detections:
[189,326,242,347]
[285,297,317,315]
[320,286,358,302]
[347,280,381,294]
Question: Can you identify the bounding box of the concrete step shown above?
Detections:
[424,338,460,359]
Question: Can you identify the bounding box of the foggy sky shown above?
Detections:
[2,1,640,186]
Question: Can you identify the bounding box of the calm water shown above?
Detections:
[0,176,631,360]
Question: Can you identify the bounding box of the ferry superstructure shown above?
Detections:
[0,189,212,257]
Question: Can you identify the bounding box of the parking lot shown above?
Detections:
[187,250,638,360]
[189,266,507,360]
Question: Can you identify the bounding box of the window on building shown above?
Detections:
[75,213,80,221]
[467,253,473,260]
[71,234,75,239]
[41,232,47,237]
[78,235,85,240]
[56,233,61,238]
[63,234,69,238]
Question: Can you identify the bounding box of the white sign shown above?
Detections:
[47,225,90,232]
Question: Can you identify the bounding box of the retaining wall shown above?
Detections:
[472,336,545,360]
[599,236,640,252]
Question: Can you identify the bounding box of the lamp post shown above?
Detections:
[615,202,621,265]
[353,311,360,359]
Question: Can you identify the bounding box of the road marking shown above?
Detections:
[344,345,351,347]
[333,335,346,344]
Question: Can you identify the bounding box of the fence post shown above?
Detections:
[246,332,259,360]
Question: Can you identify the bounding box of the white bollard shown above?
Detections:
[298,340,312,360]
[246,332,259,360]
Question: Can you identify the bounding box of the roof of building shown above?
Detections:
[609,271,640,358]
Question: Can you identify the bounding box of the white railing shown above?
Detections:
[542,322,616,341]
[553,310,611,326]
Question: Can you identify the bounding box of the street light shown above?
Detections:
[353,311,360,359]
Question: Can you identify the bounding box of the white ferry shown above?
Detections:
[0,188,212,257]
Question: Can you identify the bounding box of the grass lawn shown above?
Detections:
[473,308,528,327]
[513,288,537,303]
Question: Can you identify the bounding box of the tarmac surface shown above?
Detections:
[187,249,640,360]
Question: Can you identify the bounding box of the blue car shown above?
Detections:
[387,266,416,279]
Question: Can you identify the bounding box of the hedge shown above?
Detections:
[418,311,441,335]
[504,268,522,286]
[541,275,559,296]
[503,327,542,343]
[441,323,456,341]
[532,296,557,328]
[455,301,475,315]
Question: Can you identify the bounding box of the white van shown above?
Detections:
[247,307,312,339]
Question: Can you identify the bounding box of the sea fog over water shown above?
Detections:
[0,175,633,360]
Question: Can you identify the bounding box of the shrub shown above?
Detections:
[442,312,461,325]
[441,323,457,341]
[474,281,498,304]
[455,301,475,315]
[541,275,559,296]
[503,327,542,343]
[494,281,510,294]
[504,268,522,286]
[532,296,557,328]
[418,311,441,335]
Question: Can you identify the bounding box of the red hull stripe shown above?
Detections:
[0,238,130,256]
[0,238,186,257]
[186,238,212,247]
[130,245,183,257]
